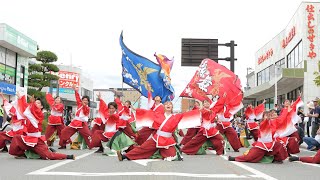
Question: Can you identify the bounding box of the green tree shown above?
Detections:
[314,72,320,87]
[28,51,60,109]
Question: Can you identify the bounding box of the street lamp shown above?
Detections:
[246,67,253,90]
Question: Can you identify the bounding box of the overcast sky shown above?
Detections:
[0,0,312,102]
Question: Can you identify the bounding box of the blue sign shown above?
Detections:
[52,88,74,94]
[0,82,16,95]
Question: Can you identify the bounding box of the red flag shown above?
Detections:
[180,59,243,113]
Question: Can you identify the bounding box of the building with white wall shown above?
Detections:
[0,23,37,100]
[44,65,96,118]
[245,2,320,110]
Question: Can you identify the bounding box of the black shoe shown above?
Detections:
[49,147,57,153]
[66,155,75,160]
[95,146,104,153]
[58,146,66,149]
[228,156,235,161]
[289,156,300,162]
[234,149,240,152]
[310,146,317,151]
[117,151,128,161]
[15,154,27,159]
[1,146,8,153]
[273,160,283,164]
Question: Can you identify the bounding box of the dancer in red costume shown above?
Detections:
[180,101,201,146]
[89,93,135,153]
[9,93,73,160]
[182,99,224,155]
[117,101,201,161]
[59,85,91,149]
[228,111,288,163]
[115,97,137,140]
[0,92,25,152]
[135,84,164,145]
[44,92,65,146]
[244,101,265,141]
[273,93,303,155]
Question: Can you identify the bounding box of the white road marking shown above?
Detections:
[27,151,95,175]
[294,161,320,168]
[221,156,277,180]
[299,149,317,153]
[132,159,161,166]
[28,171,252,178]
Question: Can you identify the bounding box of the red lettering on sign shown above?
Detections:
[306,4,316,59]
[258,48,273,65]
[281,26,296,49]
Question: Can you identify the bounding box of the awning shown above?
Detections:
[244,68,304,100]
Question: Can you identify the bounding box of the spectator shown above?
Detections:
[307,98,320,138]
[305,102,315,137]
[66,110,72,126]
[274,104,281,115]
[303,127,320,151]
[297,108,305,135]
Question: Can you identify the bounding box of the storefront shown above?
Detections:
[0,23,37,100]
[45,65,96,118]
[244,2,320,110]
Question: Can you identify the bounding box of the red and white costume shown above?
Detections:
[59,91,91,147]
[44,93,65,144]
[126,108,201,160]
[9,95,67,160]
[273,96,303,154]
[235,116,288,163]
[182,107,224,155]
[136,91,164,145]
[91,99,109,134]
[216,106,242,151]
[244,103,265,141]
[115,98,136,139]
[0,99,26,150]
[299,150,320,164]
[90,98,118,148]
[180,106,200,145]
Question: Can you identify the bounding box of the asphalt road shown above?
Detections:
[0,140,319,180]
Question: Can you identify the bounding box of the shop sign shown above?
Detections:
[306,4,316,59]
[258,48,273,65]
[0,82,16,95]
[0,24,37,56]
[51,71,80,89]
[281,26,296,48]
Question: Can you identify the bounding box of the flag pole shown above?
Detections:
[173,97,180,106]
[132,95,141,108]
[121,81,124,101]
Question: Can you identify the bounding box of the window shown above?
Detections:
[287,41,303,68]
[278,94,285,106]
[20,66,25,87]
[287,86,303,101]
[0,46,16,84]
[276,58,285,69]
[256,65,272,86]
[81,87,93,99]
[257,72,262,86]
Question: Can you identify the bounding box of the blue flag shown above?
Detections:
[120,33,175,102]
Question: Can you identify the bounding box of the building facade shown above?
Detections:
[44,65,96,118]
[0,23,37,100]
[181,97,197,112]
[93,88,141,117]
[245,2,320,110]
